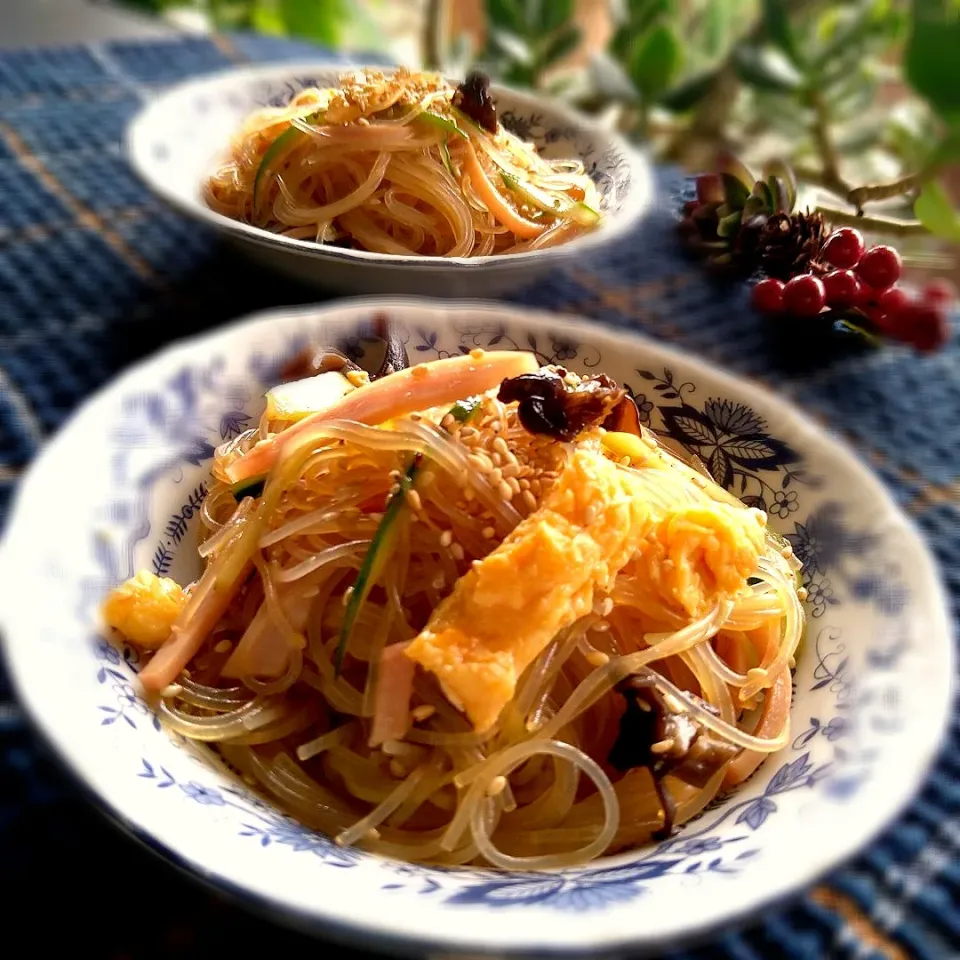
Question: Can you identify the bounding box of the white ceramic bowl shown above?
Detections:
[1,299,952,957]
[126,63,652,297]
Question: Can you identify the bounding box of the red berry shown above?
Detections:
[822,269,863,308]
[921,279,956,308]
[856,245,902,291]
[751,278,786,314]
[875,286,909,318]
[821,228,865,269]
[896,303,950,353]
[783,274,827,317]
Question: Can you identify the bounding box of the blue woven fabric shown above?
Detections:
[0,35,957,959]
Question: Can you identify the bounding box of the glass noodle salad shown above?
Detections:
[103,322,804,870]
[204,69,601,256]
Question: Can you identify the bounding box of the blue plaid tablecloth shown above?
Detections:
[0,34,957,960]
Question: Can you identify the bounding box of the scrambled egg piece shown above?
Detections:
[405,447,766,732]
[102,570,186,649]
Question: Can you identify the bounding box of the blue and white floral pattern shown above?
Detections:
[2,303,948,949]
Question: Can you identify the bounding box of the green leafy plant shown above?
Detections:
[475,0,582,89]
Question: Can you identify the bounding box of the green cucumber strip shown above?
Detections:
[334,455,421,675]
[232,476,266,502]
[450,397,481,422]
[500,171,600,227]
[253,126,302,208]
[417,111,467,140]
[439,142,455,177]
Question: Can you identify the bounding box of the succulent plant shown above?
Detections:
[679,153,824,278]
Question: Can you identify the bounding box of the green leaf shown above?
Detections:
[657,69,717,111]
[720,173,750,209]
[588,51,638,102]
[717,151,755,191]
[278,0,347,45]
[486,0,524,33]
[732,44,803,92]
[535,0,574,33]
[702,0,733,58]
[904,2,960,121]
[489,28,534,65]
[914,179,960,242]
[538,24,582,69]
[762,159,797,211]
[717,210,742,238]
[762,0,801,64]
[629,24,683,100]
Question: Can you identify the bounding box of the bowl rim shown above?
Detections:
[124,61,653,270]
[0,297,954,956]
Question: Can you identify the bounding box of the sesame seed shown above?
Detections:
[487,775,507,797]
[160,683,183,698]
[432,574,445,590]
[501,463,519,479]
[747,667,767,685]
[411,704,436,722]
[421,470,435,486]
[487,467,503,485]
[439,530,453,547]
[451,543,465,561]
[619,456,631,466]
[507,477,521,495]
[662,693,684,713]
[493,436,510,456]
[441,414,455,430]
[213,639,233,654]
[498,480,513,501]
[491,453,503,467]
[637,698,652,712]
[342,586,354,606]
[389,759,407,778]
[519,478,531,490]
[491,421,502,433]
[460,426,477,439]
[598,597,614,617]
[522,490,537,511]
[470,348,484,360]
[650,737,676,755]
[585,651,609,667]
[482,526,495,539]
[797,587,808,601]
[405,488,423,512]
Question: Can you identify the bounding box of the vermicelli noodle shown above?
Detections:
[101,339,804,869]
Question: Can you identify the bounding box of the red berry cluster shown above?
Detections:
[751,227,953,353]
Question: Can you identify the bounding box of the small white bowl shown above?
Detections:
[1,299,952,957]
[126,63,652,296]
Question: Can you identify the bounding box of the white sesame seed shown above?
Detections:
[432,574,445,590]
[160,683,183,698]
[482,526,495,539]
[507,476,521,496]
[636,698,652,712]
[650,737,676,755]
[585,651,609,667]
[451,543,465,561]
[522,490,537,511]
[439,530,453,548]
[389,759,407,778]
[797,587,808,601]
[488,467,503,485]
[411,705,436,722]
[493,436,510,456]
[405,488,423,512]
[213,639,233,654]
[342,586,354,606]
[498,480,513,501]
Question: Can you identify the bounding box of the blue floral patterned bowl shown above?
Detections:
[125,63,651,297]
[0,299,952,957]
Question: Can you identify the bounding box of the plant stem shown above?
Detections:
[815,206,929,237]
[846,166,939,212]
[809,91,850,197]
